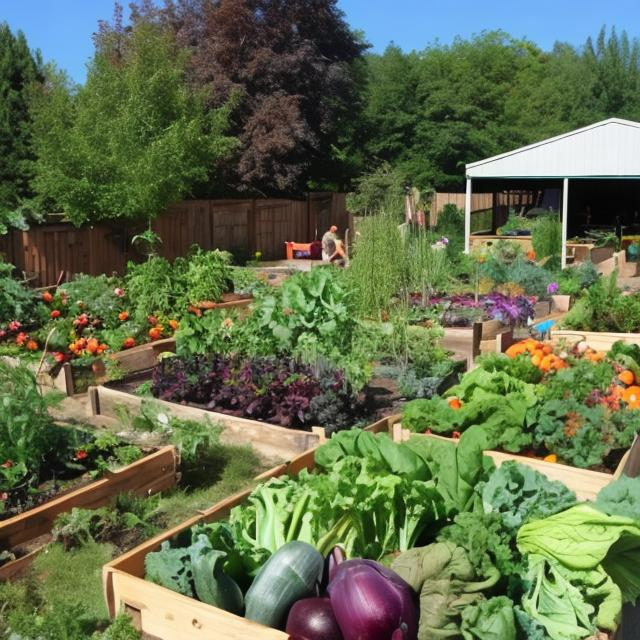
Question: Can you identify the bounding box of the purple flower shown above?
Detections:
[440,236,449,245]
[547,282,559,294]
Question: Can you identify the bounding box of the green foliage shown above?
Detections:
[498,214,537,234]
[175,308,243,357]
[183,248,232,305]
[0,24,42,229]
[563,272,640,332]
[347,209,406,317]
[30,22,235,224]
[346,162,407,216]
[0,266,38,323]
[531,215,562,260]
[555,261,600,296]
[0,361,66,497]
[124,256,185,321]
[435,204,465,258]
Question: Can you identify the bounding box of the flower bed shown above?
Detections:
[104,428,637,640]
[402,338,640,473]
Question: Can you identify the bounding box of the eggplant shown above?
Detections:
[244,541,323,628]
[327,559,418,640]
[286,597,343,640]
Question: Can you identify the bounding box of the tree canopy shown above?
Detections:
[0,23,42,232]
[30,16,236,225]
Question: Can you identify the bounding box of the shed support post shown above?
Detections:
[561,178,569,269]
[464,178,472,253]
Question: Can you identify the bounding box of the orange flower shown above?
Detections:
[527,249,536,261]
[447,397,462,410]
[122,337,136,349]
[86,338,99,354]
[42,291,53,303]
[623,385,640,409]
[26,339,38,351]
[118,310,129,322]
[543,454,557,463]
[149,327,162,341]
[618,370,635,386]
[169,319,179,330]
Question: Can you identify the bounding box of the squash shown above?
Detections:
[622,386,640,409]
[618,370,635,386]
[505,342,527,358]
[244,541,324,628]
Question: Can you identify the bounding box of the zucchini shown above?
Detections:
[244,541,323,628]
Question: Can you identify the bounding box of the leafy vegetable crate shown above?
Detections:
[102,448,316,639]
[60,337,176,396]
[0,445,178,581]
[89,385,393,461]
[390,423,623,501]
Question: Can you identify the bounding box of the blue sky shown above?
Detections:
[2,0,640,83]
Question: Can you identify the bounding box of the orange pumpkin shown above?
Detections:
[542,344,553,355]
[506,342,528,358]
[618,370,635,386]
[622,385,640,408]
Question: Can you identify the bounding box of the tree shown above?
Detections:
[30,17,236,226]
[0,23,42,232]
[133,0,368,195]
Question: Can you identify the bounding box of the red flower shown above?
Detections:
[1,460,13,468]
[122,337,136,349]
[15,332,27,346]
[452,431,461,439]
[147,315,158,326]
[26,339,39,351]
[50,309,61,319]
[8,320,21,332]
[75,450,88,460]
[53,352,66,363]
[42,291,53,303]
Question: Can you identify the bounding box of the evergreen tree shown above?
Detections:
[0,23,42,232]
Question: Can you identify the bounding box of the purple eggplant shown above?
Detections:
[327,559,418,640]
[321,545,347,589]
[286,597,343,640]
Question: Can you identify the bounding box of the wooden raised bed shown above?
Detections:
[0,445,178,581]
[390,423,625,502]
[103,430,634,639]
[89,385,392,461]
[60,337,176,396]
[550,329,640,352]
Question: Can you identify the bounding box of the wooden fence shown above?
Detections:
[0,193,349,287]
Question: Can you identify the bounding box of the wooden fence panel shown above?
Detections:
[4,194,345,285]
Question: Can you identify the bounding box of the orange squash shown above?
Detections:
[542,344,553,355]
[505,342,528,358]
[618,370,635,386]
[622,385,640,408]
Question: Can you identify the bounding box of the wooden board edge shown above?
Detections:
[0,446,178,549]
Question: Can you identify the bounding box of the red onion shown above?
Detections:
[286,597,343,640]
[327,559,418,640]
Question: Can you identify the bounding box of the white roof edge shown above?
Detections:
[466,118,640,173]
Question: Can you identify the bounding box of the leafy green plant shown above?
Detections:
[125,256,186,321]
[498,214,537,234]
[531,214,562,260]
[347,209,406,317]
[182,248,232,305]
[0,266,38,324]
[175,308,246,357]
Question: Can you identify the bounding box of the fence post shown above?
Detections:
[248,199,257,255]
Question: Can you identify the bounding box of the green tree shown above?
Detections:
[31,20,236,225]
[0,23,42,232]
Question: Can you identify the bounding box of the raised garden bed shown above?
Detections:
[390,422,627,501]
[59,337,176,396]
[0,445,178,580]
[89,386,393,461]
[103,431,633,640]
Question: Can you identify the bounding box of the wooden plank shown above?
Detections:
[0,547,43,581]
[92,386,321,460]
[550,330,640,351]
[112,338,176,374]
[0,446,177,551]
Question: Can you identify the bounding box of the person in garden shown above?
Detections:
[322,225,339,261]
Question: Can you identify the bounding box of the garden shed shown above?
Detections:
[464,118,640,267]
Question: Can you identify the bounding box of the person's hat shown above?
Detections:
[330,225,338,232]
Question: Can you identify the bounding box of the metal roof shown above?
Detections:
[466,118,640,179]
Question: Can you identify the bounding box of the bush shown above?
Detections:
[532,214,562,259]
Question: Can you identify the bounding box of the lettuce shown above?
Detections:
[517,504,640,603]
[596,474,640,521]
